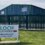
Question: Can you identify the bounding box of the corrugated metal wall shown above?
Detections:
[0,4,45,15]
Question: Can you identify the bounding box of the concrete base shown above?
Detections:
[0,41,20,44]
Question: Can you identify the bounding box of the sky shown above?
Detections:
[0,0,45,10]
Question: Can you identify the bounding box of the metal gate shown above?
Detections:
[0,15,45,30]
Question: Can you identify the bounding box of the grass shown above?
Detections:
[0,30,45,45]
[20,30,45,45]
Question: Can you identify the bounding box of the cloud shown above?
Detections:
[31,0,45,9]
[0,0,12,10]
[31,0,45,3]
[0,0,31,10]
[0,0,45,10]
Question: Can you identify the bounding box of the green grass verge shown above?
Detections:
[0,30,45,45]
[20,30,45,45]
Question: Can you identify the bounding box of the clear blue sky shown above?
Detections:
[0,0,45,10]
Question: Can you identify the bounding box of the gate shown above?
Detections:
[0,15,45,30]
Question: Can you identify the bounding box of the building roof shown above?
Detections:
[0,4,45,15]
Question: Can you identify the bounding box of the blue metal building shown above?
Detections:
[0,4,45,29]
[0,4,45,15]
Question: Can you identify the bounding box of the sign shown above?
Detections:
[0,25,19,38]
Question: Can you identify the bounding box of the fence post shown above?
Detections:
[26,15,28,29]
[7,15,10,24]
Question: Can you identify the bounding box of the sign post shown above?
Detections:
[0,25,19,43]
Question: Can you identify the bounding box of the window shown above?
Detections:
[1,11,4,15]
[21,7,28,12]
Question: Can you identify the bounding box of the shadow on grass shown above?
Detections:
[0,42,32,45]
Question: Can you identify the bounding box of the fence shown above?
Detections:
[0,15,45,30]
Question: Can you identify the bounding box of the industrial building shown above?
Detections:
[0,4,45,29]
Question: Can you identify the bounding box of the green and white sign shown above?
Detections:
[0,25,19,38]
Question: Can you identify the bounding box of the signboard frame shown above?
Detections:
[0,24,19,43]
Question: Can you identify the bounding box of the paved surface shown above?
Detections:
[0,41,20,44]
